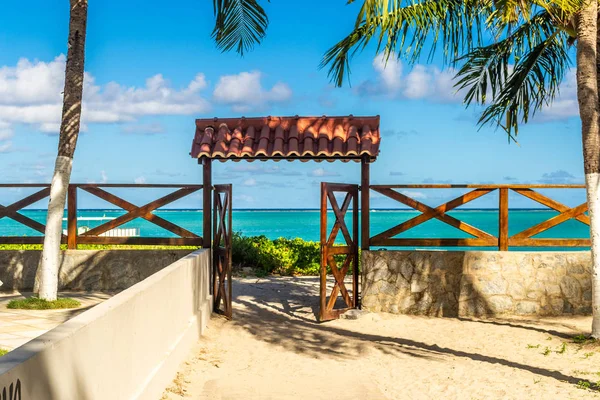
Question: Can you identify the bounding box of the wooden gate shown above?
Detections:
[213,184,233,318]
[320,182,359,321]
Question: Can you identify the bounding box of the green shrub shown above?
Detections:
[0,349,7,357]
[232,233,359,276]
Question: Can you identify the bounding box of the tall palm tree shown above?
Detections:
[321,0,600,337]
[34,0,270,300]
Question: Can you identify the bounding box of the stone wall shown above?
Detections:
[0,250,194,291]
[361,250,592,317]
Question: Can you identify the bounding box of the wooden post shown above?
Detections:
[202,158,212,248]
[361,157,370,250]
[499,188,509,251]
[319,182,328,321]
[67,185,77,249]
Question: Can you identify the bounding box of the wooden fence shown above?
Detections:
[366,184,590,250]
[0,184,204,247]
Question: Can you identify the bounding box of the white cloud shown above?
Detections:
[309,168,340,177]
[359,53,460,102]
[243,178,257,186]
[101,171,108,184]
[0,55,211,134]
[213,71,292,112]
[537,70,578,121]
[134,176,146,184]
[0,141,12,153]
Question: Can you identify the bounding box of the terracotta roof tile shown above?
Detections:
[191,115,380,162]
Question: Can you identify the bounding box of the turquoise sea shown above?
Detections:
[0,209,590,251]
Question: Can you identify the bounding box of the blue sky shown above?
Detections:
[0,0,587,209]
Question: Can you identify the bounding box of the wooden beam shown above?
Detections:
[370,188,495,241]
[512,188,590,225]
[361,157,370,250]
[511,202,589,240]
[203,158,212,248]
[499,188,509,251]
[67,185,78,249]
[370,238,497,247]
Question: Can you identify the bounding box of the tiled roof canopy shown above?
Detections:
[191,115,380,162]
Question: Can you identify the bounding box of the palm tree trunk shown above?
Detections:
[577,0,600,338]
[34,0,88,300]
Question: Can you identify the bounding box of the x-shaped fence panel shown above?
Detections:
[0,185,66,244]
[367,184,590,250]
[320,182,359,321]
[213,184,233,319]
[73,184,203,246]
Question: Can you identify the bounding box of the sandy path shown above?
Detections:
[163,276,600,399]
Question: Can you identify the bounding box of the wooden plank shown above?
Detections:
[67,185,78,249]
[75,184,203,189]
[0,184,51,188]
[0,188,51,215]
[512,188,590,225]
[203,158,212,248]
[81,187,198,237]
[370,238,498,247]
[0,237,45,244]
[319,182,328,322]
[80,186,200,238]
[361,158,370,250]
[499,188,509,251]
[509,238,590,247]
[511,202,589,240]
[326,191,352,246]
[352,183,359,308]
[327,245,354,255]
[371,184,586,189]
[370,188,495,242]
[77,237,202,246]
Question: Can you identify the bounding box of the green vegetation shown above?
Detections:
[233,234,323,276]
[0,244,199,251]
[7,297,81,310]
[577,381,591,390]
[557,343,567,354]
[526,344,540,349]
[543,347,551,356]
[573,334,591,344]
[0,349,8,357]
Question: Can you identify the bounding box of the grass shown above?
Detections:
[7,297,81,310]
[526,344,540,349]
[0,349,8,357]
[557,343,567,354]
[543,347,551,356]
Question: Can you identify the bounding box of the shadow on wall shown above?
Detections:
[0,250,194,292]
[360,251,593,318]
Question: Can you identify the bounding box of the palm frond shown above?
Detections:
[321,0,495,87]
[455,10,571,138]
[212,0,269,56]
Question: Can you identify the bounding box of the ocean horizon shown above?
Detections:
[0,208,590,251]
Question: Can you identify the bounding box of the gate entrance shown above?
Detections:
[213,184,233,318]
[320,183,360,321]
[193,115,380,321]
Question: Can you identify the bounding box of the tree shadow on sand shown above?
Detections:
[229,277,598,391]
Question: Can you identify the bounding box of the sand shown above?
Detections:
[162,276,600,399]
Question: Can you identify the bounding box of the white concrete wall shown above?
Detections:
[0,249,212,400]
